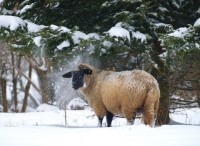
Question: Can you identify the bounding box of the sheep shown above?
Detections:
[63,63,160,127]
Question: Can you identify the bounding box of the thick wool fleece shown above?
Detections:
[78,64,160,126]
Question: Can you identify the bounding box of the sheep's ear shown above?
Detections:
[62,71,72,78]
[83,69,92,75]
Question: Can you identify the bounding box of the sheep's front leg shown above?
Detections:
[106,111,113,127]
[98,117,104,127]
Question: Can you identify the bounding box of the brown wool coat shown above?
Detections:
[78,63,160,126]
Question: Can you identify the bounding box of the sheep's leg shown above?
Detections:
[142,97,160,127]
[142,103,154,127]
[123,108,136,125]
[126,113,136,125]
[98,117,104,127]
[106,111,113,127]
[152,99,159,127]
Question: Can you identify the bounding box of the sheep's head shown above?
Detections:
[62,64,92,90]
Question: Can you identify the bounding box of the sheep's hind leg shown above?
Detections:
[142,104,155,127]
[106,111,113,127]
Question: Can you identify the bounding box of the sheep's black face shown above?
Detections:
[63,69,92,90]
[71,71,85,90]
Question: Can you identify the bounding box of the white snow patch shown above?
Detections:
[0,15,25,30]
[195,43,200,48]
[1,8,13,15]
[158,7,168,12]
[194,18,200,27]
[33,36,42,47]
[0,108,200,146]
[19,3,34,15]
[0,104,3,112]
[59,26,70,33]
[132,31,147,42]
[108,26,130,41]
[25,21,43,33]
[87,33,100,39]
[50,25,71,33]
[57,40,70,50]
[155,23,169,27]
[168,27,188,38]
[50,24,59,30]
[36,104,60,112]
[170,108,200,125]
[67,97,88,110]
[103,40,112,47]
[72,31,89,44]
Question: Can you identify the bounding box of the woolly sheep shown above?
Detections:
[63,63,160,127]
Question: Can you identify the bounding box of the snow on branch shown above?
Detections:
[0,15,25,31]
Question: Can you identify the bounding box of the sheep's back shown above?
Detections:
[100,70,159,115]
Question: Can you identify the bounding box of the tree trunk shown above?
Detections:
[156,78,170,125]
[21,64,32,112]
[151,56,170,125]
[149,32,170,125]
[37,71,51,103]
[25,56,53,104]
[1,62,8,112]
[11,52,19,112]
[1,79,8,112]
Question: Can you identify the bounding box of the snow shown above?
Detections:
[131,31,147,42]
[170,108,200,125]
[50,25,70,33]
[87,33,100,39]
[0,125,199,146]
[36,104,60,112]
[19,3,34,15]
[67,97,88,110]
[57,40,70,50]
[25,21,43,33]
[0,105,3,112]
[0,108,200,146]
[0,15,25,30]
[0,15,43,33]
[168,27,188,38]
[194,18,200,27]
[72,31,89,44]
[33,36,42,47]
[103,40,112,47]
[108,26,130,41]
[158,7,168,12]
[107,23,147,42]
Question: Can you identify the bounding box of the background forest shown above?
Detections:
[0,0,200,125]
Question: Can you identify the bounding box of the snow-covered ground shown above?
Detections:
[0,107,200,146]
